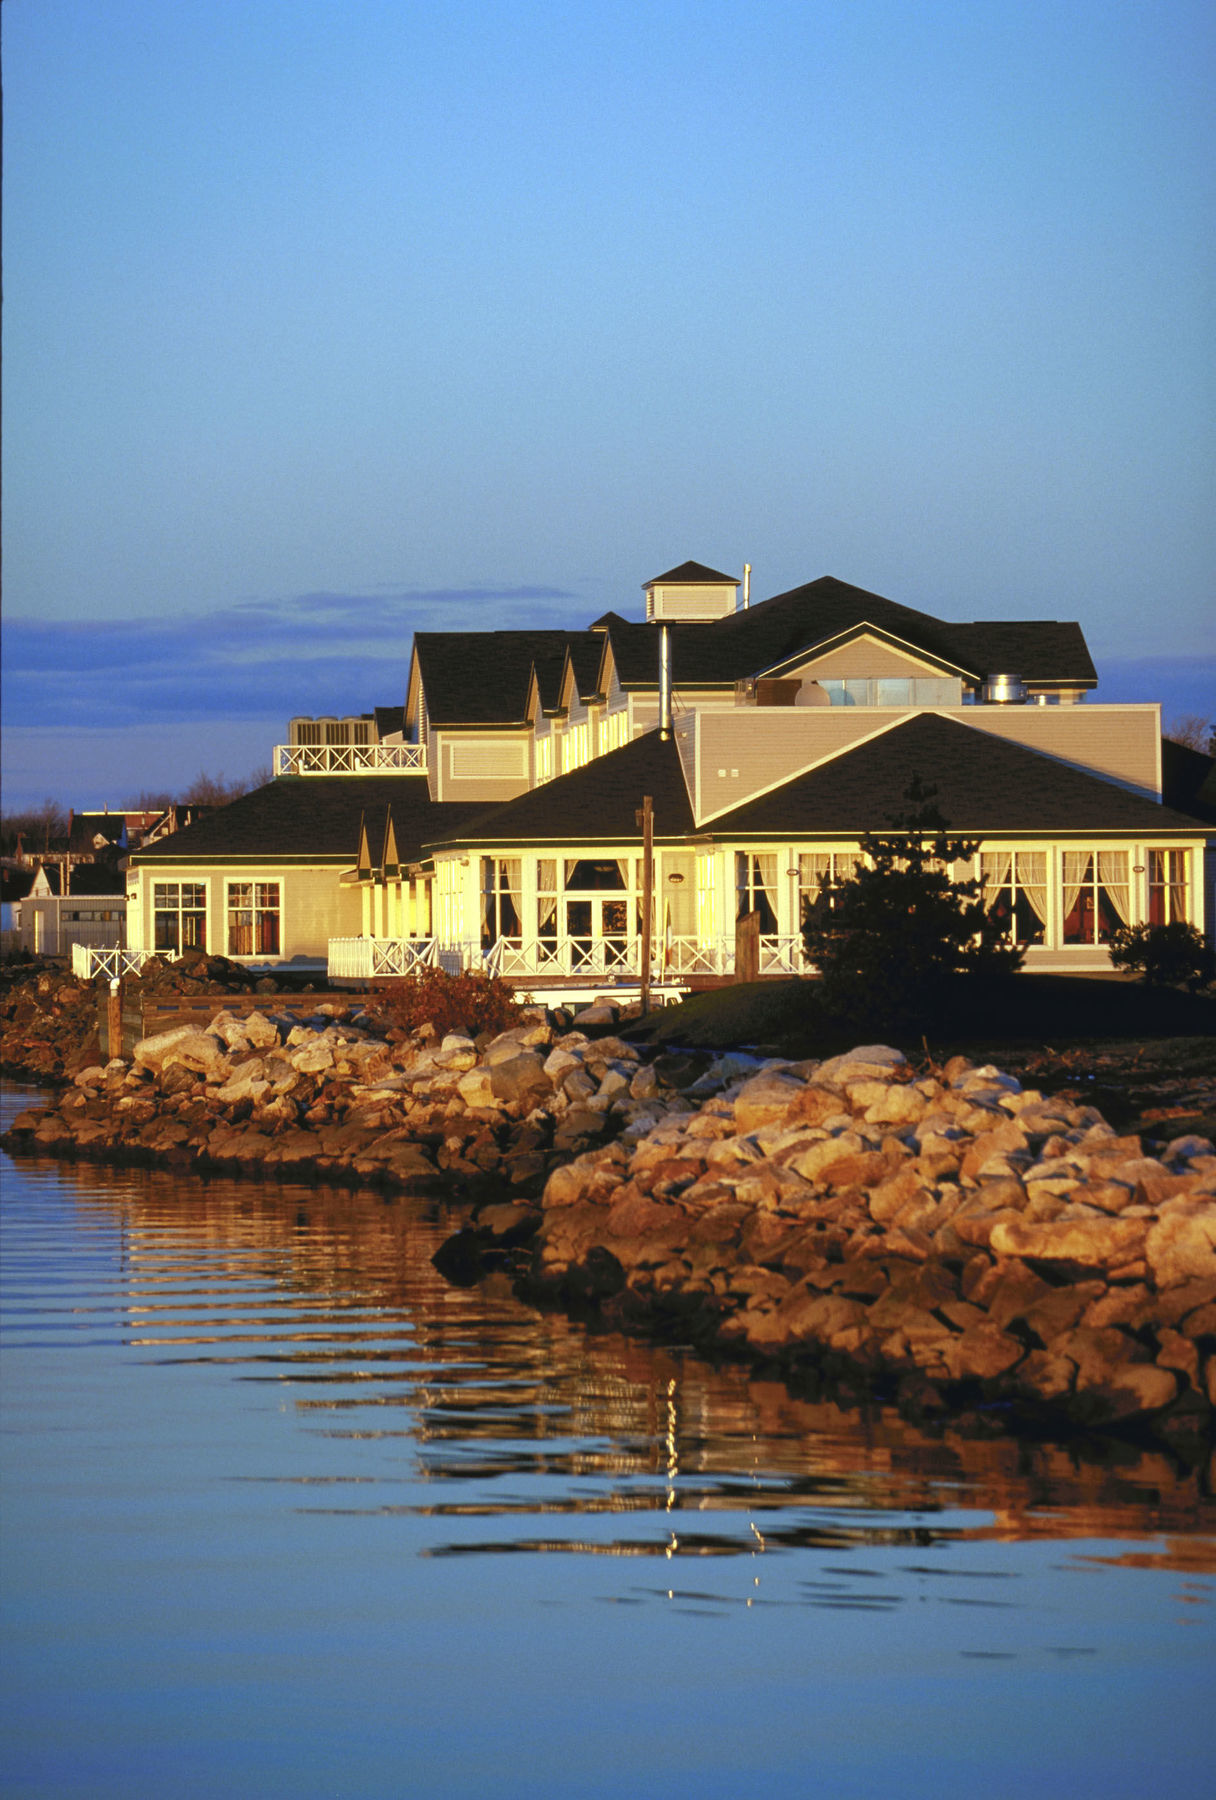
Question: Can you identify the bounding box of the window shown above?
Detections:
[535,734,554,785]
[564,859,629,891]
[1148,849,1190,925]
[153,882,206,953]
[480,858,522,949]
[537,859,558,955]
[736,854,778,933]
[227,882,280,956]
[1061,851,1130,946]
[820,676,961,707]
[598,710,630,757]
[561,720,592,774]
[981,852,1047,946]
[798,852,853,928]
[696,853,717,945]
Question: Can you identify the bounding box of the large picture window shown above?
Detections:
[153,882,207,954]
[227,882,280,957]
[1061,851,1130,946]
[1147,850,1190,925]
[981,852,1047,946]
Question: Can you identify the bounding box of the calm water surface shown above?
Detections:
[2,1082,1214,1799]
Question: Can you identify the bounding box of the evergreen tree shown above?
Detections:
[802,776,1023,1025]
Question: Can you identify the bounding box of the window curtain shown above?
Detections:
[1169,853,1189,923]
[1062,851,1091,922]
[798,852,832,924]
[1097,851,1130,925]
[799,852,832,897]
[1015,852,1048,925]
[980,851,1012,910]
[753,854,779,925]
[615,859,631,892]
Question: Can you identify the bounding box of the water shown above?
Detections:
[2,1082,1214,1800]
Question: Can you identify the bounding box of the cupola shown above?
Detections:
[642,560,739,623]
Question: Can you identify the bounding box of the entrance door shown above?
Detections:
[564,897,631,970]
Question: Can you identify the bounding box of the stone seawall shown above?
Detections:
[486,1044,1216,1454]
[4,1004,1214,1453]
[0,1001,665,1194]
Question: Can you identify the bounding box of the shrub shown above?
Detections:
[372,965,520,1039]
[1108,920,1215,990]
[801,777,1023,1026]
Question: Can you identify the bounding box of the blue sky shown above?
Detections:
[3,0,1213,809]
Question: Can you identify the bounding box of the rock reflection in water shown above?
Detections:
[19,1147,1216,1574]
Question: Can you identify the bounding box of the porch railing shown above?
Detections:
[328,933,809,983]
[482,933,808,980]
[273,742,426,777]
[327,937,469,979]
[71,946,151,981]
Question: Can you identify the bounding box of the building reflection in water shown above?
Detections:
[27,1150,1216,1579]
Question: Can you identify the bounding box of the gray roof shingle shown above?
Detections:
[132,777,486,866]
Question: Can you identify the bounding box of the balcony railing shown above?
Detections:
[274,743,427,776]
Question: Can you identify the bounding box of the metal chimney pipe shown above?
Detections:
[742,562,751,610]
[659,624,673,740]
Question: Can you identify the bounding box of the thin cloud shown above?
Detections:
[2,582,600,731]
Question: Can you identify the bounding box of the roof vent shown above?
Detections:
[983,673,1028,705]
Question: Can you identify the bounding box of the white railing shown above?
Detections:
[328,933,809,984]
[759,935,806,975]
[327,938,472,979]
[72,945,150,981]
[328,937,440,979]
[485,936,643,980]
[274,742,427,777]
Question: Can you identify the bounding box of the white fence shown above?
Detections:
[71,946,151,981]
[273,743,426,776]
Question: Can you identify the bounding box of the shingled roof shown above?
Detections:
[132,777,486,866]
[414,630,608,725]
[645,560,738,586]
[706,713,1201,838]
[428,730,694,849]
[601,576,1098,692]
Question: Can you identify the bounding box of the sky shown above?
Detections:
[3,0,1213,811]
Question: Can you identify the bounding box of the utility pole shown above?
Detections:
[635,794,653,1015]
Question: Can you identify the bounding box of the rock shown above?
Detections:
[952,1322,1025,1380]
[1145,1200,1216,1288]
[572,1002,617,1027]
[989,1215,1149,1269]
[732,1068,806,1134]
[241,1010,281,1050]
[456,1066,496,1108]
[488,1050,551,1109]
[133,1024,205,1068]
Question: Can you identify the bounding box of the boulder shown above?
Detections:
[732,1067,806,1134]
[989,1214,1148,1269]
[1145,1200,1216,1288]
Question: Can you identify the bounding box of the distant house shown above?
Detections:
[125,562,1213,989]
[11,862,128,958]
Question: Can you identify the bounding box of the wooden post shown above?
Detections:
[103,979,123,1059]
[635,795,653,1015]
[735,910,761,984]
